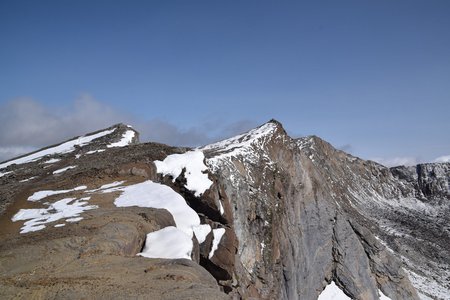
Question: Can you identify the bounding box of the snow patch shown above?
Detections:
[193,224,211,244]
[107,130,135,148]
[43,158,61,164]
[12,197,97,233]
[218,200,224,215]
[98,181,125,189]
[379,290,392,300]
[0,128,116,169]
[88,181,125,192]
[138,226,193,259]
[260,241,266,254]
[111,181,200,237]
[0,171,12,178]
[209,228,226,259]
[28,185,87,202]
[53,165,77,174]
[86,149,105,154]
[20,176,36,182]
[318,281,351,300]
[154,151,212,196]
[66,217,83,222]
[108,180,218,260]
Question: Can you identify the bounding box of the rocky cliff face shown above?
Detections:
[0,120,448,300]
[296,135,449,300]
[201,121,434,300]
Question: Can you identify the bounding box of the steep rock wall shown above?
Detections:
[202,121,419,300]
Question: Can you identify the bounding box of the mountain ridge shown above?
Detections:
[0,120,448,299]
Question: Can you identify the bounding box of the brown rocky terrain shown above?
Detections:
[0,120,448,299]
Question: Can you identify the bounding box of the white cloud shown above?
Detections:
[371,156,419,167]
[434,155,450,163]
[0,95,257,162]
[0,146,37,162]
[0,95,126,147]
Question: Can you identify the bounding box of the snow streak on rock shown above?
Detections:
[0,171,12,178]
[28,185,87,202]
[209,228,225,259]
[86,149,105,154]
[43,158,61,164]
[53,165,77,174]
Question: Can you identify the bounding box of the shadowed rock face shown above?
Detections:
[0,120,448,299]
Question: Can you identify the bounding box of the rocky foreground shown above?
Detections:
[0,121,448,299]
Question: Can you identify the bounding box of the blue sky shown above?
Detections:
[1,0,449,165]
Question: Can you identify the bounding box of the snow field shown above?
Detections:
[112,181,200,236]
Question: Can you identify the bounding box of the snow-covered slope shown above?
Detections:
[0,123,138,170]
[0,128,115,169]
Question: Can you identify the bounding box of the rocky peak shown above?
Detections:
[201,119,289,174]
[204,122,423,299]
[202,119,287,154]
